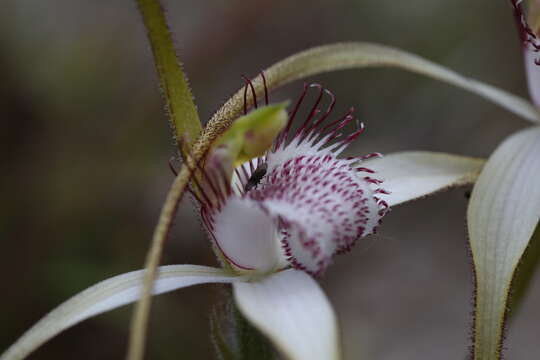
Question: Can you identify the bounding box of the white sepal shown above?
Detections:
[254,42,540,123]
[1,265,245,360]
[233,269,341,360]
[468,127,540,359]
[365,151,485,206]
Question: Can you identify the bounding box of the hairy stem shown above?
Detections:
[128,0,201,359]
[135,0,201,158]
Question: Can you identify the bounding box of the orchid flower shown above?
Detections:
[0,79,486,360]
[4,1,540,360]
[201,82,392,277]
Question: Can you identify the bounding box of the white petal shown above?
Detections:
[525,47,540,107]
[365,151,485,206]
[468,127,540,359]
[233,269,340,360]
[1,265,244,360]
[212,197,282,272]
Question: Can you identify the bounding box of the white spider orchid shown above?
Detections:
[5,2,540,359]
[200,83,389,277]
[0,81,485,360]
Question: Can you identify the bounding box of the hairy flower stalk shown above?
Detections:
[197,82,389,276]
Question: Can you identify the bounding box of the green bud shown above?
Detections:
[236,102,289,164]
[210,102,289,171]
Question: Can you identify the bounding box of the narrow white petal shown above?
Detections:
[365,151,485,206]
[1,265,244,360]
[209,42,540,133]
[233,269,340,360]
[468,127,540,359]
[525,47,540,107]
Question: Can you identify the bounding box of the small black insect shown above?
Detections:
[244,163,268,192]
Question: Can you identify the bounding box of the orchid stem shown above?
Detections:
[135,0,201,158]
[233,302,276,360]
[211,293,276,360]
[127,0,201,359]
[127,169,191,360]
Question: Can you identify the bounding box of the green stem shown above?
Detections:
[233,304,276,360]
[136,0,202,158]
[211,293,276,360]
[128,1,201,360]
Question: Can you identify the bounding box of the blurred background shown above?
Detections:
[1,0,539,359]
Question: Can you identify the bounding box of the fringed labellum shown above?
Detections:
[193,76,390,276]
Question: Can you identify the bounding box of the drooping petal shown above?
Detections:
[468,127,540,360]
[364,151,485,206]
[1,265,245,360]
[233,269,340,360]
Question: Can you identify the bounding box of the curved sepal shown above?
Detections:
[468,127,540,359]
[1,265,244,360]
[365,151,485,206]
